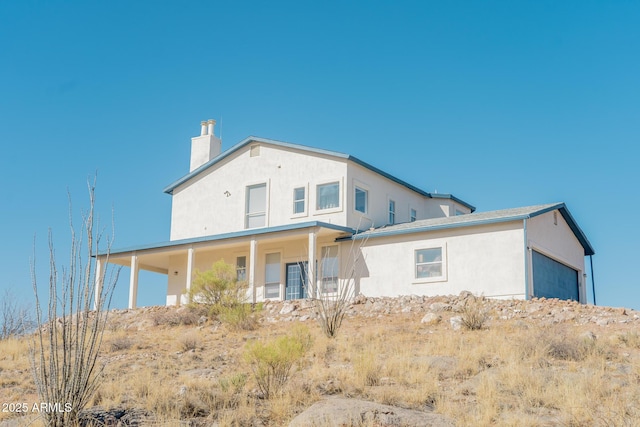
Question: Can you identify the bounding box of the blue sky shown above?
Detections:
[1,1,638,310]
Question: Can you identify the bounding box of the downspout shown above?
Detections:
[524,218,529,300]
[590,255,597,305]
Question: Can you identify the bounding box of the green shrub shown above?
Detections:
[188,259,248,317]
[219,303,262,331]
[244,326,312,398]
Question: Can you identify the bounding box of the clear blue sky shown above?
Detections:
[1,1,638,310]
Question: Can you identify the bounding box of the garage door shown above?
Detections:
[532,250,579,301]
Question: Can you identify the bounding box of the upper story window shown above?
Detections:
[410,208,417,222]
[415,247,443,279]
[388,199,396,225]
[355,187,368,213]
[293,187,306,214]
[455,209,465,216]
[317,182,340,210]
[245,183,266,229]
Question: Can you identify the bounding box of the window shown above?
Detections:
[355,187,367,213]
[320,246,339,293]
[455,209,465,216]
[410,208,417,222]
[245,183,266,228]
[236,256,247,282]
[317,182,339,210]
[265,253,281,299]
[415,248,443,279]
[293,187,306,214]
[388,199,396,224]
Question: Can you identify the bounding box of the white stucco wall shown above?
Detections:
[346,163,434,230]
[526,210,586,302]
[357,221,527,299]
[170,144,350,240]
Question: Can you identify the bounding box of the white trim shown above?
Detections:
[291,184,309,218]
[314,178,343,215]
[411,243,448,285]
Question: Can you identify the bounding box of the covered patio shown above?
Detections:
[96,222,354,309]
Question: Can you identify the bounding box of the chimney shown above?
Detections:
[190,119,222,172]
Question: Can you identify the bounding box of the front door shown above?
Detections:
[285,262,307,300]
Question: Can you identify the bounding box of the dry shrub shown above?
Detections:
[460,295,489,330]
[152,308,201,327]
[244,326,312,399]
[109,335,133,352]
[179,332,199,352]
[618,330,640,349]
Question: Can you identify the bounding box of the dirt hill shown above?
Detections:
[1,293,639,426]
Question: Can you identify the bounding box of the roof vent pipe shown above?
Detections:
[200,121,207,136]
[207,119,216,136]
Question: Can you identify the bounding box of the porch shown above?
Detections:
[96,222,354,309]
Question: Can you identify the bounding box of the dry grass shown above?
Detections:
[2,302,640,426]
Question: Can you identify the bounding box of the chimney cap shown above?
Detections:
[207,119,216,125]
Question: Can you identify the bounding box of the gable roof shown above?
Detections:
[349,202,595,256]
[163,136,475,212]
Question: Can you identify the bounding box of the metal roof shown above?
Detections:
[99,221,355,257]
[162,136,475,212]
[349,202,595,256]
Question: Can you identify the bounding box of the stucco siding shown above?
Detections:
[170,144,349,240]
[358,221,526,299]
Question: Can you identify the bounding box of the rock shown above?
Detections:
[429,302,451,312]
[450,316,463,331]
[280,302,297,315]
[288,397,455,427]
[78,407,152,426]
[421,313,442,325]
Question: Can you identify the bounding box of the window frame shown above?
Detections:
[388,199,396,225]
[236,255,247,282]
[410,208,417,222]
[245,182,267,229]
[316,181,341,212]
[264,252,282,299]
[354,186,368,214]
[292,186,307,217]
[413,244,447,284]
[320,245,340,294]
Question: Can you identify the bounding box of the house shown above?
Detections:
[97,120,595,308]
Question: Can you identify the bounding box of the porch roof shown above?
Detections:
[99,221,355,259]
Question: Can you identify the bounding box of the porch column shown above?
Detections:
[93,257,103,310]
[128,255,139,309]
[308,230,317,298]
[249,238,258,303]
[185,247,195,304]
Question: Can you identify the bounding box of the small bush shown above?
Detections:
[188,260,248,316]
[109,336,133,352]
[460,295,488,331]
[244,326,312,399]
[219,303,262,331]
[152,308,201,327]
[179,333,199,352]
